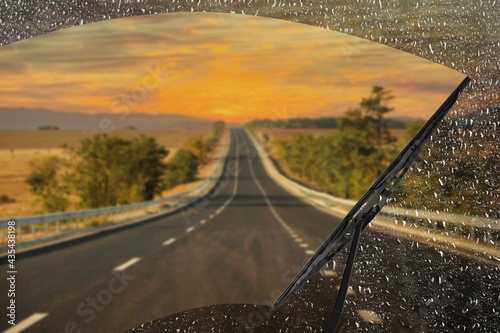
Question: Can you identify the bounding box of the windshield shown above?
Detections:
[0,9,498,333]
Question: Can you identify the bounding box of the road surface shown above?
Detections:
[0,129,498,333]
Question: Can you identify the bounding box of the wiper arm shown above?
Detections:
[271,76,471,333]
[322,221,362,332]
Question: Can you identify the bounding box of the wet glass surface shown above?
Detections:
[0,2,498,333]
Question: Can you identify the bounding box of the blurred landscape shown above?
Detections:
[0,107,232,130]
[0,125,223,217]
[248,104,500,220]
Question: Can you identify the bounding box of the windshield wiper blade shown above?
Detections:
[271,76,471,332]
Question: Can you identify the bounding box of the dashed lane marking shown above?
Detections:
[299,243,309,248]
[199,131,240,225]
[305,249,315,255]
[113,258,141,271]
[3,313,48,333]
[162,238,176,246]
[186,227,195,233]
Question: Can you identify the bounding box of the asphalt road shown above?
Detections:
[1,129,498,333]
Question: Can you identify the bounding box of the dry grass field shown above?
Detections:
[0,128,212,218]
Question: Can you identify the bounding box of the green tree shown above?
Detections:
[361,86,396,146]
[212,121,225,139]
[125,135,169,202]
[68,134,168,208]
[164,149,199,189]
[270,87,400,200]
[25,156,68,213]
[183,135,212,165]
[332,111,378,198]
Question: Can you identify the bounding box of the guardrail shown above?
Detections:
[246,130,500,244]
[0,136,231,250]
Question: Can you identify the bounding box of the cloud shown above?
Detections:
[0,12,466,122]
[198,43,229,52]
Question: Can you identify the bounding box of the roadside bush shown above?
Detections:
[25,155,68,213]
[0,194,15,203]
[183,135,212,165]
[164,149,198,190]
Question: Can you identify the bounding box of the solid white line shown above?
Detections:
[247,156,291,232]
[200,219,207,225]
[186,227,194,233]
[162,238,176,246]
[3,313,48,333]
[113,258,141,271]
[305,249,315,255]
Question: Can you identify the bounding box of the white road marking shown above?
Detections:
[247,151,291,232]
[199,130,240,225]
[3,313,48,333]
[246,139,318,257]
[113,257,141,271]
[357,310,382,323]
[162,238,176,246]
[186,227,195,233]
[222,130,240,207]
[305,249,315,255]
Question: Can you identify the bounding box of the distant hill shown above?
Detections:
[0,107,237,130]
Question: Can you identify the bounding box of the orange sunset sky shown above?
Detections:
[0,13,466,123]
